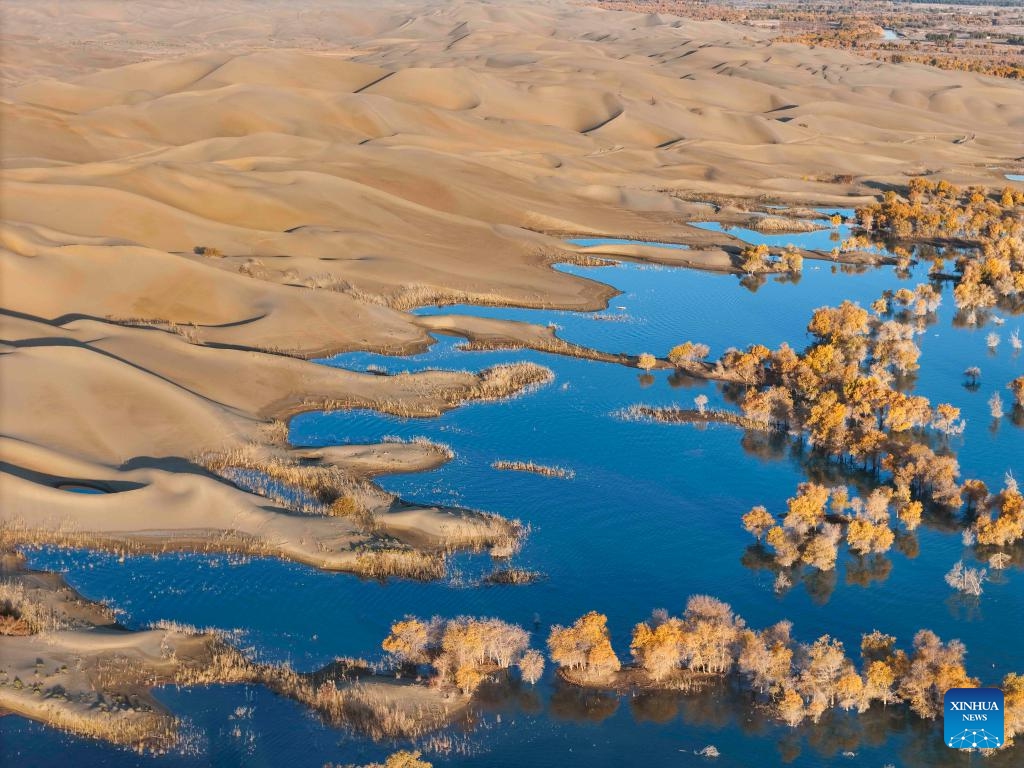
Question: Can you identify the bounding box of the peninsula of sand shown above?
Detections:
[2,0,1023,748]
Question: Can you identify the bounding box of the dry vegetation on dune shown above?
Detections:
[0,555,475,747]
[0,580,81,636]
[297,363,554,419]
[0,340,542,575]
[200,444,392,518]
[2,0,1024,752]
[351,548,449,582]
[0,459,519,583]
[417,313,637,367]
[0,554,557,749]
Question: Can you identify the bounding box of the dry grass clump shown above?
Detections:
[28,703,177,751]
[308,363,553,419]
[170,639,263,688]
[0,519,275,565]
[458,336,628,367]
[199,445,389,519]
[245,653,456,740]
[330,495,365,517]
[257,419,290,446]
[492,460,575,480]
[104,316,202,344]
[0,581,68,635]
[380,435,455,460]
[389,285,520,311]
[617,404,773,431]
[448,362,553,405]
[747,216,824,233]
[341,282,542,312]
[323,684,444,739]
[353,548,447,581]
[70,627,446,744]
[485,531,523,559]
[481,567,543,585]
[166,321,202,344]
[553,250,615,267]
[660,189,738,209]
[413,513,523,557]
[275,672,454,741]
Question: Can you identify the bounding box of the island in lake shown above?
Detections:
[1,1,1022,766]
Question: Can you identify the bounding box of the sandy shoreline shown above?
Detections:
[0,553,469,747]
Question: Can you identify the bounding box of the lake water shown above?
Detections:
[882,29,899,41]
[689,209,856,253]
[6,222,1024,767]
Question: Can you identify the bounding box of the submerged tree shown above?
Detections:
[975,478,1024,546]
[631,613,685,682]
[1010,376,1024,408]
[990,392,1005,419]
[382,617,434,665]
[519,649,545,685]
[552,596,1018,743]
[750,483,914,578]
[897,630,978,719]
[668,342,711,367]
[944,560,987,596]
[345,751,434,768]
[548,612,621,682]
[382,615,536,695]
[1003,673,1024,746]
[742,505,776,542]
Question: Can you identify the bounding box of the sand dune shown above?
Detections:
[2,0,1022,586]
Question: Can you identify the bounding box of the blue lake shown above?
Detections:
[7,223,1024,767]
[690,210,855,253]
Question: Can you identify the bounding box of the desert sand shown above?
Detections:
[2,0,1023,747]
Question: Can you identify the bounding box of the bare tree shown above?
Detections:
[518,649,545,684]
[944,560,986,596]
[989,392,1004,419]
[989,553,1011,570]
